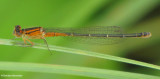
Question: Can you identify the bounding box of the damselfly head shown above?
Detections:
[13,25,22,37]
[15,25,21,30]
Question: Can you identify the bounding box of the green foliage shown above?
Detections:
[0,38,160,78]
[0,62,160,79]
[0,0,160,79]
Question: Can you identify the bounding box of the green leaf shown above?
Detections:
[0,38,160,71]
[0,61,159,79]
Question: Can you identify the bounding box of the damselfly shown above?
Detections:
[13,25,151,54]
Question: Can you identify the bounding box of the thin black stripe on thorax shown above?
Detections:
[22,27,41,31]
[22,27,42,34]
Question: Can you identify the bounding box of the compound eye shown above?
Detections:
[15,25,21,32]
[15,25,21,28]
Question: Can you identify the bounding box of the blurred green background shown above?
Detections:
[0,0,160,79]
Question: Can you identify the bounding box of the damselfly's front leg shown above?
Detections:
[22,37,34,47]
[22,38,27,45]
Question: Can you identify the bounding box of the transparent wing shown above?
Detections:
[44,26,123,45]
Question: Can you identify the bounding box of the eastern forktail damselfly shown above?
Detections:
[13,25,151,54]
